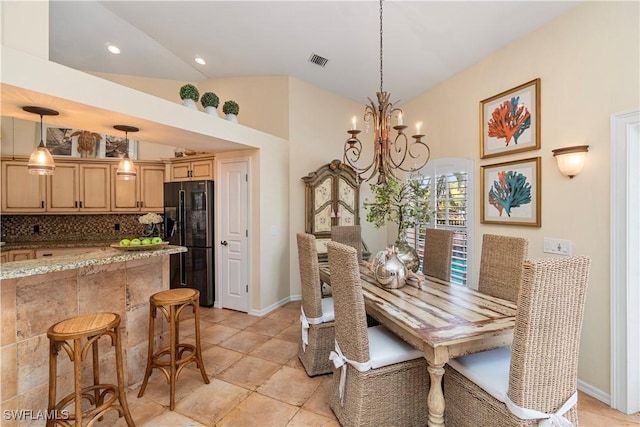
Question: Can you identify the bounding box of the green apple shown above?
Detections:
[130,238,142,246]
[141,238,152,245]
[119,239,131,246]
[151,237,163,244]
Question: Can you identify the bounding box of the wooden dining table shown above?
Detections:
[319,263,517,427]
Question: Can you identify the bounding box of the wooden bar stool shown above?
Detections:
[47,312,134,426]
[137,288,209,410]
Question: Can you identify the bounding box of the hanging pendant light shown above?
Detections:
[113,125,138,180]
[23,106,59,175]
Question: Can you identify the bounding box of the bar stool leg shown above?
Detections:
[114,323,135,426]
[192,301,209,383]
[138,303,156,398]
[169,305,177,410]
[46,341,58,427]
[73,338,83,426]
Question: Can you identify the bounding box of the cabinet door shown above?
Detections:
[79,164,110,211]
[1,161,47,213]
[0,252,8,263]
[336,175,357,226]
[111,165,140,211]
[48,164,80,211]
[139,165,165,211]
[190,159,214,180]
[170,163,191,181]
[10,250,34,261]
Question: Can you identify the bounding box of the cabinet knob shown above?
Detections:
[221,241,228,246]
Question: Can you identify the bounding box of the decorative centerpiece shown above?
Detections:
[363,174,431,272]
[200,92,219,116]
[371,246,407,289]
[139,212,163,238]
[222,100,240,123]
[179,84,200,109]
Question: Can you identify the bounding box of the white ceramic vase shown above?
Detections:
[204,106,219,117]
[226,113,238,123]
[181,98,198,110]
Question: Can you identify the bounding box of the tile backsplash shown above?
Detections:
[1,214,159,243]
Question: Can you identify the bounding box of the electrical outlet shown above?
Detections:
[114,223,120,231]
[33,225,40,233]
[544,238,572,255]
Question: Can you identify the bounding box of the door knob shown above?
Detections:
[221,241,228,246]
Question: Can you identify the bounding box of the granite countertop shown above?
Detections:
[0,239,118,251]
[0,245,187,280]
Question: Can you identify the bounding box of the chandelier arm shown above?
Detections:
[343,138,376,176]
[395,141,431,172]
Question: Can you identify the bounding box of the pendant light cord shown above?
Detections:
[39,113,44,146]
[379,0,384,94]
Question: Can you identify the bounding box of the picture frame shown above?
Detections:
[480,78,540,159]
[98,134,138,160]
[480,157,541,227]
[45,126,103,158]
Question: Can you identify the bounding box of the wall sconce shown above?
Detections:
[552,145,589,178]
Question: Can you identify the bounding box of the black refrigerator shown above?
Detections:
[164,180,215,306]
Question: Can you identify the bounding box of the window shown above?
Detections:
[407,159,474,286]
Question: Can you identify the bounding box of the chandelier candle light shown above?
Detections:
[344,0,431,185]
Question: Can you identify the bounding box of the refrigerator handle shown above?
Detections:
[179,189,186,245]
[180,252,187,286]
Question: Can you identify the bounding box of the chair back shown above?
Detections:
[331,225,363,262]
[422,228,454,281]
[507,256,591,415]
[327,241,370,364]
[296,233,324,319]
[478,234,528,302]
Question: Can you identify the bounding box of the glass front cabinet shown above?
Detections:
[302,159,360,260]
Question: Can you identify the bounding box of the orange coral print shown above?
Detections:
[487,96,531,146]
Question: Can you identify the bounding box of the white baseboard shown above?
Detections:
[578,380,611,405]
[249,296,294,317]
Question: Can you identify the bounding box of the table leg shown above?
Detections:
[427,362,446,427]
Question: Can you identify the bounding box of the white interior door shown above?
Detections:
[219,159,249,312]
[610,109,640,414]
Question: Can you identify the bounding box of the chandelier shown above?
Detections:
[343,0,430,185]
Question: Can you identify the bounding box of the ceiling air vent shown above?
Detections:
[308,53,329,68]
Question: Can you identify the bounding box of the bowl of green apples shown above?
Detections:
[111,236,168,251]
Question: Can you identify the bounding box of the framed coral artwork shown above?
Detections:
[480,78,540,159]
[481,157,541,227]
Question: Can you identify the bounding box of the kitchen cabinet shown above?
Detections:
[1,161,47,213]
[111,163,165,212]
[167,155,215,181]
[48,163,110,212]
[301,159,361,259]
[1,249,36,262]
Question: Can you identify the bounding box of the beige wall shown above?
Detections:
[403,1,640,395]
[287,77,389,297]
[1,1,48,59]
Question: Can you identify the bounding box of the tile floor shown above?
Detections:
[105,301,638,427]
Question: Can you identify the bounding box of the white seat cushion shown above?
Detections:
[447,346,511,403]
[367,325,423,369]
[321,297,334,322]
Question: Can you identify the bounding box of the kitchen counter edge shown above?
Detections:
[0,245,187,280]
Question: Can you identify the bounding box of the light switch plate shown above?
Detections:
[544,238,572,255]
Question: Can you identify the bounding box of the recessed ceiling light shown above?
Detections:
[194,56,206,65]
[107,44,121,54]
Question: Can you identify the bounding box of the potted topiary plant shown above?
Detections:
[200,92,219,116]
[179,84,199,109]
[222,100,240,123]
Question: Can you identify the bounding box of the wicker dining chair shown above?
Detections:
[331,225,363,261]
[444,256,592,426]
[423,228,455,281]
[326,241,429,427]
[296,233,335,376]
[478,234,529,303]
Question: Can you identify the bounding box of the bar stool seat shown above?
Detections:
[47,312,134,426]
[138,288,209,410]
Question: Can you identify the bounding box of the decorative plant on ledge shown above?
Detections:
[200,92,219,116]
[223,100,240,123]
[179,84,199,109]
[363,174,432,272]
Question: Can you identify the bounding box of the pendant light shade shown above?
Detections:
[23,106,59,175]
[114,125,138,180]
